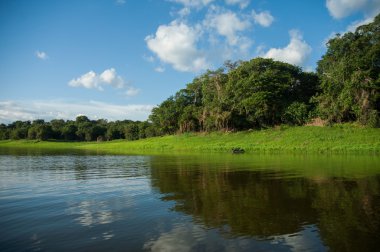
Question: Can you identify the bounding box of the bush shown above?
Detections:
[282,102,309,125]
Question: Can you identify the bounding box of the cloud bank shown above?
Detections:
[0,100,153,124]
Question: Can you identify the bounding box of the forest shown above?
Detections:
[0,14,379,141]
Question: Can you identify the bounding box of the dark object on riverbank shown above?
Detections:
[232,147,245,154]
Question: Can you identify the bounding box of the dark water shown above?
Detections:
[0,149,380,251]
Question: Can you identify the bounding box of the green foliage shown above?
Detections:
[61,123,77,141]
[316,14,380,126]
[0,116,154,142]
[283,102,309,125]
[124,123,139,141]
[150,58,318,132]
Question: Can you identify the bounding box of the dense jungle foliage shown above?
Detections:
[0,14,379,141]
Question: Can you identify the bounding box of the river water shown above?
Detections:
[0,149,379,251]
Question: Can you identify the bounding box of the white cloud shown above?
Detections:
[263,30,312,67]
[225,0,250,9]
[35,50,48,60]
[344,0,380,30]
[252,10,274,27]
[205,10,251,46]
[145,21,209,72]
[169,0,214,8]
[177,7,191,17]
[326,0,368,19]
[99,68,125,88]
[155,66,166,73]
[69,71,99,89]
[69,68,126,91]
[0,100,153,123]
[125,87,140,97]
[323,1,380,47]
[345,16,374,32]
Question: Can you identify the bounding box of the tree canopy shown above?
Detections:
[315,14,380,126]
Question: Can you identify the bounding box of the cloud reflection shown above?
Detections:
[144,222,325,251]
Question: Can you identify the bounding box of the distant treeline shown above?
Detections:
[1,14,379,141]
[0,116,157,141]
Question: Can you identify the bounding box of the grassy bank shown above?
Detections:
[0,124,379,154]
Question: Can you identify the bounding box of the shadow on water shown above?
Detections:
[0,147,98,156]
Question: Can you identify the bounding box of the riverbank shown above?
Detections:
[0,124,379,154]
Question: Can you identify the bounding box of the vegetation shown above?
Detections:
[0,15,379,143]
[0,115,157,142]
[315,14,380,126]
[148,15,379,133]
[0,124,379,154]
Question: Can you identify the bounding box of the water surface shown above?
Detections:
[0,149,379,251]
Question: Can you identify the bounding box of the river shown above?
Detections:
[0,149,379,251]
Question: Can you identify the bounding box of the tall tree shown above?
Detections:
[315,14,380,126]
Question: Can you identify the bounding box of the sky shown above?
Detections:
[0,0,379,124]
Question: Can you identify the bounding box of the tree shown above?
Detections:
[61,123,77,141]
[315,14,380,126]
[0,124,10,140]
[124,123,139,141]
[50,119,65,139]
[9,121,30,140]
[226,58,318,128]
[149,97,180,135]
[106,122,123,140]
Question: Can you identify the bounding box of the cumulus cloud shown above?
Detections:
[145,21,209,72]
[225,0,250,9]
[252,10,274,27]
[326,0,368,19]
[263,30,312,67]
[0,100,153,123]
[169,0,214,8]
[205,10,251,46]
[68,68,127,91]
[35,50,48,60]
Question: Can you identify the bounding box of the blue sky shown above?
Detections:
[1,0,379,123]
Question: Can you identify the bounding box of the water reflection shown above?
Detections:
[148,155,380,251]
[144,221,324,251]
[0,152,380,251]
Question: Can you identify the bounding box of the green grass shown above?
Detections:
[1,124,379,154]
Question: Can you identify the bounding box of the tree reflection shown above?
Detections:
[149,156,380,251]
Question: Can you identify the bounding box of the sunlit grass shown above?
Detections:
[1,124,379,154]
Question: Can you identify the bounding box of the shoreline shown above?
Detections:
[0,125,379,155]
